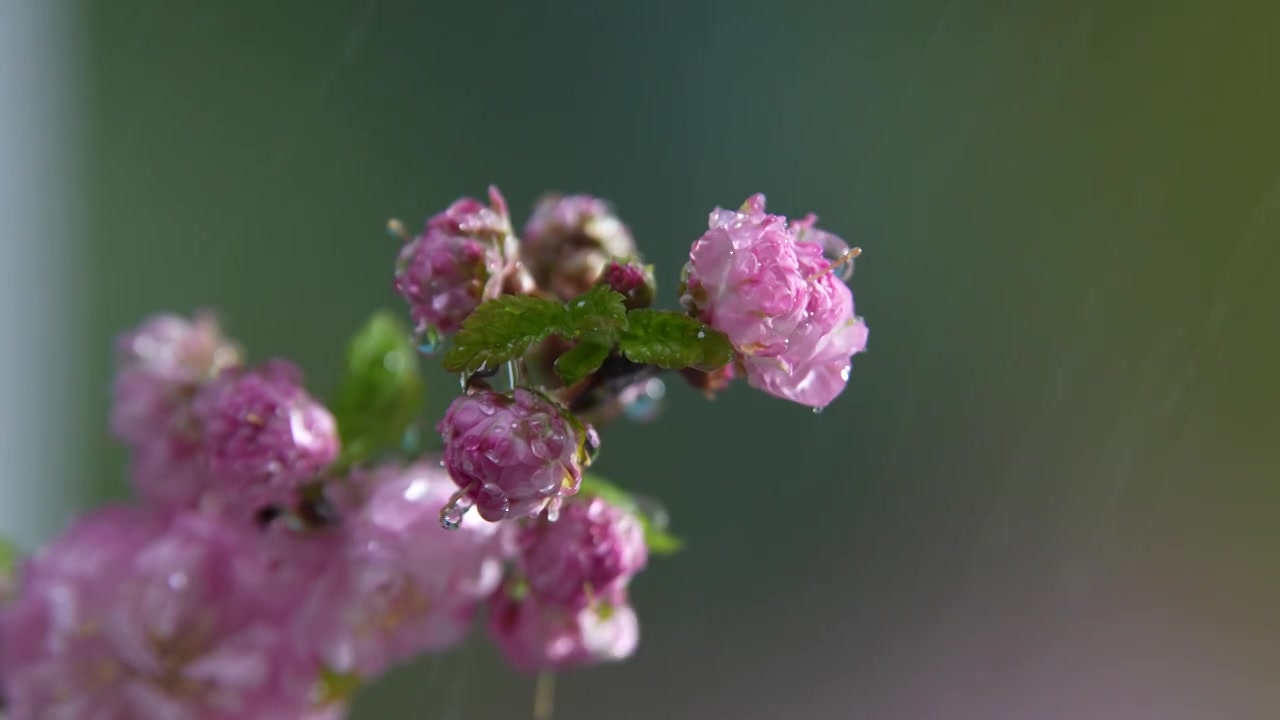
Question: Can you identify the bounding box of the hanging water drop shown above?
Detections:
[631,493,670,530]
[812,406,825,415]
[400,423,421,455]
[439,486,475,530]
[621,377,667,423]
[439,509,462,530]
[414,326,441,357]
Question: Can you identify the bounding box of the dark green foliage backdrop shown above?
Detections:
[80,2,1279,717]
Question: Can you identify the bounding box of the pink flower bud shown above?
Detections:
[516,497,647,609]
[195,359,339,509]
[438,389,592,524]
[110,311,241,447]
[488,588,639,674]
[394,186,520,334]
[522,194,637,300]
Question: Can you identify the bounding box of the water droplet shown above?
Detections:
[581,426,601,464]
[840,366,850,382]
[545,497,562,523]
[621,378,666,423]
[576,300,586,308]
[631,494,670,530]
[813,406,826,415]
[415,327,441,357]
[401,424,421,454]
[440,486,475,530]
[696,329,706,339]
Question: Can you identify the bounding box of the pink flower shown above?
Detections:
[110,311,242,447]
[488,588,639,674]
[600,260,655,309]
[438,389,593,523]
[300,460,509,677]
[681,194,868,408]
[0,508,328,719]
[516,497,647,609]
[195,359,340,511]
[522,194,637,300]
[128,437,213,512]
[394,186,521,335]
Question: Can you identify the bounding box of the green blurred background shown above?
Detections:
[5,0,1280,717]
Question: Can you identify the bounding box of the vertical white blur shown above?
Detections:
[0,0,84,548]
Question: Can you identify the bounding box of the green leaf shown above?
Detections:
[0,536,19,598]
[554,339,612,386]
[442,295,565,374]
[617,309,735,372]
[578,474,684,556]
[561,286,628,338]
[441,288,628,375]
[330,311,424,466]
[315,666,362,704]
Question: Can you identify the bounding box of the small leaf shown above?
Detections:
[442,288,627,375]
[579,474,684,556]
[554,339,612,386]
[442,295,565,374]
[330,311,424,466]
[642,525,685,555]
[0,535,19,599]
[315,666,362,704]
[560,286,628,338]
[617,309,734,371]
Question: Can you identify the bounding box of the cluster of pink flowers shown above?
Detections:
[0,187,867,718]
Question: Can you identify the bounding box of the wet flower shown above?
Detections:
[487,587,638,674]
[523,194,637,300]
[438,389,592,523]
[109,311,242,447]
[681,194,867,407]
[195,359,340,511]
[0,508,324,719]
[300,460,509,676]
[394,186,522,335]
[515,497,647,609]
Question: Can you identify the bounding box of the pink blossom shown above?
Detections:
[488,588,639,674]
[394,186,520,334]
[516,497,647,609]
[600,260,655,309]
[194,359,340,511]
[110,311,242,447]
[300,460,509,677]
[128,436,213,512]
[522,194,637,300]
[438,389,592,523]
[0,508,328,719]
[681,193,868,407]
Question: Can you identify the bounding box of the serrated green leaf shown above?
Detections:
[442,288,627,375]
[578,474,684,556]
[561,286,628,337]
[330,311,424,466]
[617,309,735,372]
[554,339,612,386]
[441,295,565,374]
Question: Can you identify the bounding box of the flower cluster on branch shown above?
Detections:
[0,188,867,719]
